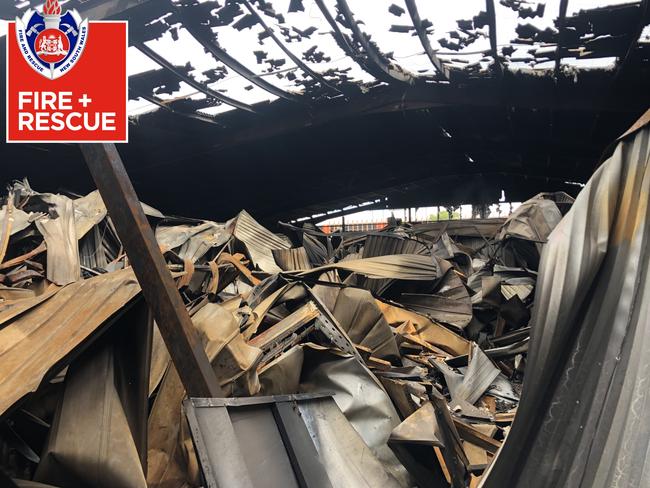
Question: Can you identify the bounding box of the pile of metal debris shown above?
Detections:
[0,178,567,487]
[0,110,648,488]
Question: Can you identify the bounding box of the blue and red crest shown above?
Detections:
[15,0,89,80]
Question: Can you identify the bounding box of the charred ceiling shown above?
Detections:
[0,0,648,223]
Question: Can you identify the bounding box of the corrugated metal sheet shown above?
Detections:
[0,268,141,416]
[0,285,60,327]
[362,235,427,259]
[483,110,650,488]
[299,254,440,281]
[272,247,312,271]
[414,219,506,239]
[361,235,428,295]
[232,210,291,273]
[399,293,473,330]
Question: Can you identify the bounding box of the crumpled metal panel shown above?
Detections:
[297,397,404,488]
[0,268,141,416]
[35,195,80,286]
[332,287,400,361]
[230,210,291,273]
[272,246,312,271]
[496,193,568,243]
[258,344,411,486]
[378,300,470,356]
[360,234,428,295]
[155,221,230,262]
[362,234,427,258]
[191,301,262,395]
[483,111,650,488]
[399,256,473,330]
[299,254,441,281]
[35,313,150,488]
[72,190,108,239]
[298,345,411,486]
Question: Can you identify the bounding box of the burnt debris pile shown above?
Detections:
[0,179,569,488]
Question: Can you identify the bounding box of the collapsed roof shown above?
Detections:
[0,0,648,222]
[1,110,649,488]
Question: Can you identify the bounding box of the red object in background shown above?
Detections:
[6,22,128,143]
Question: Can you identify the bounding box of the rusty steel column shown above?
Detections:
[80,143,222,397]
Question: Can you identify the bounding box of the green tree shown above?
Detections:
[429,209,460,221]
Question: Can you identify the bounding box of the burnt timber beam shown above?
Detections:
[130,89,224,126]
[485,0,502,74]
[335,0,416,84]
[405,0,449,80]
[554,0,569,80]
[134,41,257,113]
[79,143,223,398]
[173,2,306,105]
[312,0,384,82]
[240,0,345,97]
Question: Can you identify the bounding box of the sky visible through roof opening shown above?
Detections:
[0,0,640,116]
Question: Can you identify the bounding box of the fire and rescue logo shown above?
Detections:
[15,0,89,80]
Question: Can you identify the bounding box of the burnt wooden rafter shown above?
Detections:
[240,0,345,97]
[405,0,449,80]
[129,88,224,126]
[135,41,258,113]
[173,1,306,105]
[554,0,569,80]
[334,0,416,84]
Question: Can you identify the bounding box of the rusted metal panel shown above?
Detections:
[35,300,152,488]
[0,268,141,416]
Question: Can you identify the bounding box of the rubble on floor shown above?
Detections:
[0,111,648,488]
[0,178,568,488]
